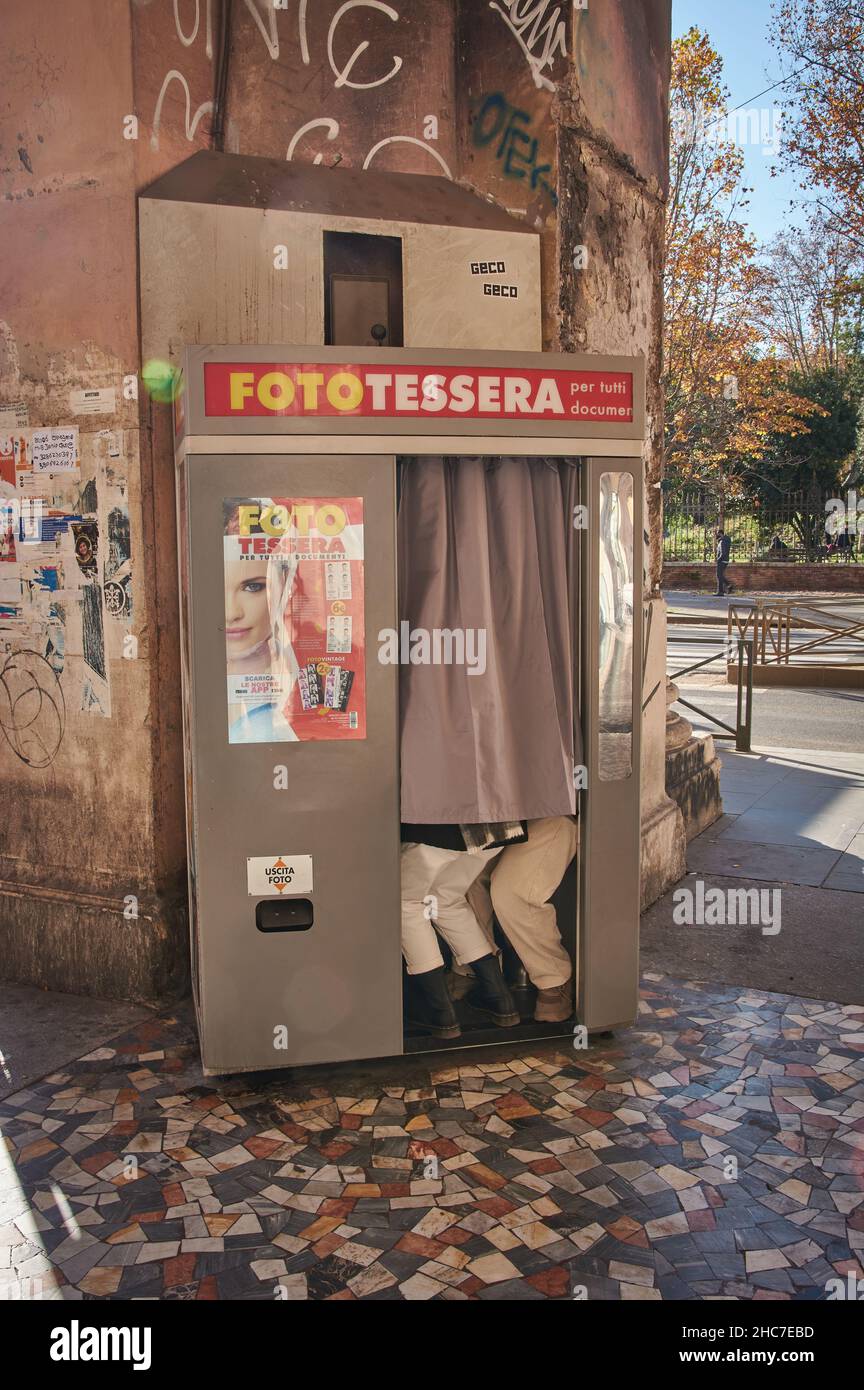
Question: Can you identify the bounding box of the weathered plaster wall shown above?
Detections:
[1,0,673,1000]
[553,3,677,904]
[0,0,187,998]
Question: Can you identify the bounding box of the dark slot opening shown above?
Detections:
[323,230,404,346]
[255,898,314,933]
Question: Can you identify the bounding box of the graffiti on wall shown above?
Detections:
[472,92,557,206]
[104,504,133,621]
[172,0,215,55]
[0,649,66,768]
[489,0,569,94]
[151,72,215,152]
[286,117,452,176]
[150,0,217,150]
[245,0,402,87]
[150,0,452,182]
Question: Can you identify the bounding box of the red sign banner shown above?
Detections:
[203,362,634,424]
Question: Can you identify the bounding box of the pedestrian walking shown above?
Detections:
[715,526,734,595]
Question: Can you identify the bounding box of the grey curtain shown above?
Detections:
[398,455,580,822]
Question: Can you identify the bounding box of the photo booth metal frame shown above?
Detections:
[175,345,646,1074]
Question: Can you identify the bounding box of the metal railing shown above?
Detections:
[668,634,754,751]
[728,599,864,667]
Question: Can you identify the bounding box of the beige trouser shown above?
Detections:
[463,816,578,989]
[400,841,503,976]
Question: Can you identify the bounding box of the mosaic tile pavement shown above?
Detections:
[2,973,863,1301]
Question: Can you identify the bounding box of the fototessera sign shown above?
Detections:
[203,361,635,423]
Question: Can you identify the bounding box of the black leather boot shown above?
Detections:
[404,966,461,1039]
[466,953,520,1027]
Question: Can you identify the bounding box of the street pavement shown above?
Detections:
[690,746,864,893]
[668,590,864,614]
[667,590,864,677]
[666,588,864,750]
[0,985,150,1103]
[671,684,864,753]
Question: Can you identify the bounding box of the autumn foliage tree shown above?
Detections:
[769,0,864,250]
[768,1,864,484]
[761,214,864,375]
[759,214,864,498]
[664,28,816,506]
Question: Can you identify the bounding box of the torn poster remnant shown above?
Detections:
[103,503,131,620]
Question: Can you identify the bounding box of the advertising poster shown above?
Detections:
[223,496,365,744]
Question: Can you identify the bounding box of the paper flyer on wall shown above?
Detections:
[223,496,365,743]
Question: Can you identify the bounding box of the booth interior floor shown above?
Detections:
[403,984,576,1053]
[403,1018,574,1054]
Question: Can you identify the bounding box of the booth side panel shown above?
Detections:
[578,458,642,1032]
[175,458,203,1017]
[186,453,402,1072]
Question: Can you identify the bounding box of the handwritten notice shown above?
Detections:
[31,428,79,474]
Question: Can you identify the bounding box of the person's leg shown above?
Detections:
[490,817,577,989]
[428,848,502,965]
[428,848,519,1026]
[400,843,460,1039]
[451,865,497,980]
[400,842,448,975]
[714,559,724,594]
[466,865,495,944]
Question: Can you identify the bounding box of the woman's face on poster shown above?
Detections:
[224,560,270,665]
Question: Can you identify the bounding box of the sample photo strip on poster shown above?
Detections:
[223,496,365,743]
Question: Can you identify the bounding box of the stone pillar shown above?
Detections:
[665,677,723,841]
[640,596,687,906]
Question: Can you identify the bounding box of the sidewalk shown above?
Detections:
[690,745,864,893]
[0,984,150,1103]
[642,746,864,1004]
[1,968,862,1301]
[667,591,864,621]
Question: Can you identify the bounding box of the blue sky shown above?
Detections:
[672,0,809,248]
